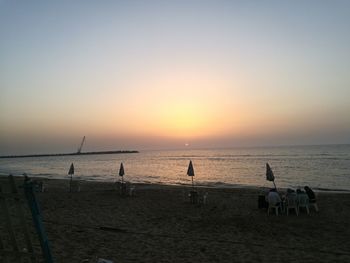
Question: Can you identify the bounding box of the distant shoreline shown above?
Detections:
[0,150,139,159]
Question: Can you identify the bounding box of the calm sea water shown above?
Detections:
[1,145,350,191]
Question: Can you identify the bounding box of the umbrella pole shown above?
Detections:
[70,174,72,193]
[273,181,277,190]
[192,176,194,191]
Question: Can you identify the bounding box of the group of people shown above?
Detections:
[266,186,318,214]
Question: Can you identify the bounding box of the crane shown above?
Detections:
[77,136,85,154]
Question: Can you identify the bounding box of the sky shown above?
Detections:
[1,0,350,154]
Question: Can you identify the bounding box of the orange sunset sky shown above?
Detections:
[1,1,350,154]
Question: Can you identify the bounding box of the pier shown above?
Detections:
[0,150,139,159]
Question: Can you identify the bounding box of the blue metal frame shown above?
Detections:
[23,176,54,263]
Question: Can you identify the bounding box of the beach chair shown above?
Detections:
[198,192,208,205]
[267,202,282,216]
[297,193,310,214]
[304,186,319,212]
[285,193,299,216]
[203,192,208,205]
[128,185,135,197]
[267,196,282,216]
[267,191,282,215]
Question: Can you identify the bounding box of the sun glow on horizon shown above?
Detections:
[156,101,213,138]
[1,1,350,154]
[118,66,236,139]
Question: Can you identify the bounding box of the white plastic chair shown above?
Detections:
[267,202,282,216]
[304,186,319,212]
[297,194,310,214]
[267,194,282,216]
[129,186,135,196]
[285,193,299,216]
[202,192,208,205]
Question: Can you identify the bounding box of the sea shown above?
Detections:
[1,145,350,192]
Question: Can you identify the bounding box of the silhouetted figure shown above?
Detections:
[267,188,281,206]
[304,186,319,212]
[304,186,316,202]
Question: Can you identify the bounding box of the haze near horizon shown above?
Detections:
[1,1,350,154]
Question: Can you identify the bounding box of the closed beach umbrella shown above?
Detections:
[68,163,74,175]
[187,160,195,190]
[119,162,125,183]
[266,163,277,189]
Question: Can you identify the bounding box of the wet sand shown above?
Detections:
[2,177,350,262]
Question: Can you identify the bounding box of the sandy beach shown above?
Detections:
[2,177,350,262]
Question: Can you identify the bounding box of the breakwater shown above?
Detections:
[0,150,139,159]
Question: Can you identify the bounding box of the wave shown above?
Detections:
[312,187,350,193]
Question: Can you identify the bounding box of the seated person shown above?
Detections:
[267,188,282,206]
[304,185,319,212]
[296,188,303,193]
[286,188,297,198]
[286,188,295,194]
[304,186,316,203]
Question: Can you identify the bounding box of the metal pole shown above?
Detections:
[273,181,277,191]
[24,177,54,263]
[70,174,72,193]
